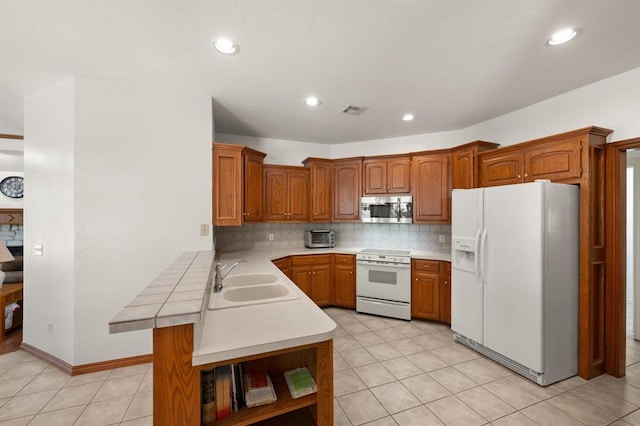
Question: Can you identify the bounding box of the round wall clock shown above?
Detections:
[0,176,23,199]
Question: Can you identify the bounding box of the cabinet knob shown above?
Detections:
[524,173,528,177]
[517,174,522,178]
[350,271,352,275]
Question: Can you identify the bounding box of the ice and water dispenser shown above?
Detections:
[452,236,477,273]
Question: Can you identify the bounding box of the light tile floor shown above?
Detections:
[2,307,640,425]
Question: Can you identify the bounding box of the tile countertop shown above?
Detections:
[109,246,451,365]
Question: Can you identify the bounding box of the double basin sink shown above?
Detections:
[208,272,299,310]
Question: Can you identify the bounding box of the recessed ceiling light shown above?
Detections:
[546,28,581,46]
[213,38,239,54]
[402,113,414,121]
[305,96,321,107]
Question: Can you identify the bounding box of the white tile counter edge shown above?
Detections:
[109,246,451,364]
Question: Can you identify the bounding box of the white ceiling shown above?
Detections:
[1,0,639,144]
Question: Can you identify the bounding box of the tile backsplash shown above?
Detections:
[214,222,451,253]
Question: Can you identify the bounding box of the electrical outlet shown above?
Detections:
[439,235,446,243]
[200,224,209,236]
[48,321,53,335]
[268,233,275,241]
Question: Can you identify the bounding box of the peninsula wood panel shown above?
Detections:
[440,262,452,325]
[153,324,200,426]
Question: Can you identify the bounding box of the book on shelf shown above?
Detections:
[201,368,216,425]
[215,365,232,419]
[244,370,277,407]
[283,367,317,398]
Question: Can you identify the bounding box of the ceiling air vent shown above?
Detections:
[341,105,365,115]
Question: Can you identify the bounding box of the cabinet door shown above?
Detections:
[334,264,355,308]
[479,152,524,187]
[525,137,583,182]
[412,154,450,223]
[333,160,362,221]
[243,152,264,222]
[363,160,387,194]
[387,158,411,193]
[452,147,475,189]
[272,257,291,279]
[440,262,451,324]
[311,264,331,307]
[213,145,243,226]
[264,168,289,221]
[288,170,310,221]
[309,161,332,222]
[411,272,440,320]
[290,265,312,298]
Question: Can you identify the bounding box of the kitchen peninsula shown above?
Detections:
[109,250,337,426]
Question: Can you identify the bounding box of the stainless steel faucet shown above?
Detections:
[213,258,248,293]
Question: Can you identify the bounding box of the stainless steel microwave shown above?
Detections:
[360,196,413,223]
[305,230,335,248]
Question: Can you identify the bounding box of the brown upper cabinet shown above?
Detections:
[451,141,500,189]
[213,143,267,226]
[264,165,310,222]
[412,152,450,223]
[303,158,333,222]
[333,158,363,222]
[479,136,584,187]
[363,156,411,195]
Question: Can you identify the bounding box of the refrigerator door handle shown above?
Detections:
[479,229,488,281]
[474,228,482,278]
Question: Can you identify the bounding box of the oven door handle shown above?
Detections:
[356,260,411,268]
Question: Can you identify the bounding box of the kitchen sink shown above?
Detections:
[222,273,279,287]
[223,284,290,302]
[208,275,299,310]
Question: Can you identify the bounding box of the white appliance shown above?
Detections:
[451,181,579,386]
[356,248,412,320]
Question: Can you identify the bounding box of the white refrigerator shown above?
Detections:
[451,181,579,386]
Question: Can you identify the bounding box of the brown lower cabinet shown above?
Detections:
[290,255,332,307]
[411,259,451,324]
[279,254,356,308]
[440,262,451,325]
[333,254,356,308]
[275,254,450,322]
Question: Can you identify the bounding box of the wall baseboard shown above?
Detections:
[20,342,152,376]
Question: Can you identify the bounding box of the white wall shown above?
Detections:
[238,66,640,161]
[215,134,331,166]
[24,78,213,365]
[459,67,640,145]
[0,119,23,135]
[23,79,77,363]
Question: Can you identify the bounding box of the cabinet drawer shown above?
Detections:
[334,254,355,265]
[413,259,440,272]
[291,254,331,266]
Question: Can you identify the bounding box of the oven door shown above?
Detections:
[356,261,411,303]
